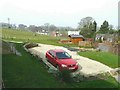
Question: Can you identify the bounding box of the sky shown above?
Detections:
[0,0,119,28]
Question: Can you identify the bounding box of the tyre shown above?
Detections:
[56,65,60,71]
[46,56,48,61]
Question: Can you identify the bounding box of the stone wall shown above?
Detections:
[98,43,119,55]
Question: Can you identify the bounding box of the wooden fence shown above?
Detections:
[78,41,92,47]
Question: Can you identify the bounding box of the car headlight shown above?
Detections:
[61,64,67,67]
[76,62,79,65]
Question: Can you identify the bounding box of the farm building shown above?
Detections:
[68,35,84,44]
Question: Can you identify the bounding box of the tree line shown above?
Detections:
[0,22,75,33]
[78,16,119,38]
[1,16,119,38]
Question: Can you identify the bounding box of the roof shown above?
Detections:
[96,34,116,39]
[68,34,84,38]
[68,31,80,35]
[50,49,65,52]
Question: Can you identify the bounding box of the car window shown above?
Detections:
[49,50,55,57]
[48,51,52,55]
[56,52,71,59]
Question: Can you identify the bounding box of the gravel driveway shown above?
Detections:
[28,43,113,77]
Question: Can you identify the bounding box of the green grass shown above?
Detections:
[1,28,78,47]
[2,43,119,88]
[78,51,119,68]
[2,43,63,88]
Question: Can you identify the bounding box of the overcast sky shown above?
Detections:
[0,0,119,28]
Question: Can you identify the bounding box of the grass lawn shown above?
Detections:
[1,28,78,47]
[78,51,119,68]
[2,44,63,88]
[2,43,119,88]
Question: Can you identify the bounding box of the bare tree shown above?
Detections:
[18,24,27,30]
[78,16,94,29]
[78,16,96,38]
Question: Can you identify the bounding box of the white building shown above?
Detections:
[36,29,48,35]
[68,31,80,36]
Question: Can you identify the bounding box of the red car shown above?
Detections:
[45,49,79,72]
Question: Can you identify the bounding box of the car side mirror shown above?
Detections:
[53,56,57,59]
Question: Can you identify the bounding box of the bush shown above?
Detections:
[57,70,73,83]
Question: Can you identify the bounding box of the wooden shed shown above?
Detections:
[68,35,84,44]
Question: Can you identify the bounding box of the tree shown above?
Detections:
[78,17,97,38]
[99,20,109,34]
[118,29,120,41]
[44,23,50,31]
[0,23,12,29]
[28,25,38,32]
[48,25,57,35]
[78,16,94,29]
[93,21,97,32]
[18,24,27,30]
[118,29,120,35]
[108,25,115,34]
[49,25,57,32]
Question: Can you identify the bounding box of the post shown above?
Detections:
[8,18,11,28]
[118,1,120,30]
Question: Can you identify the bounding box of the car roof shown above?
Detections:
[50,49,65,52]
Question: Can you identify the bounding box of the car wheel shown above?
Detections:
[46,56,49,62]
[56,65,60,71]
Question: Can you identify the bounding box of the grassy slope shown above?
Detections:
[1,28,77,47]
[2,43,119,88]
[2,28,60,43]
[78,51,119,68]
[2,43,64,88]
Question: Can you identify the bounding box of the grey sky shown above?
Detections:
[0,0,119,28]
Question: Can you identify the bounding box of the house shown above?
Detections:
[95,34,119,53]
[36,29,48,35]
[68,35,84,44]
[95,34,117,43]
[51,31,62,37]
[95,34,106,41]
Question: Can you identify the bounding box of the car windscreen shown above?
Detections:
[56,52,71,59]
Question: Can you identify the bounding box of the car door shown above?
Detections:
[48,51,57,66]
[47,50,53,62]
[51,51,58,66]
[48,51,55,64]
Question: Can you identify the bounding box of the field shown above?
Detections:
[78,51,119,68]
[1,28,77,47]
[2,43,119,88]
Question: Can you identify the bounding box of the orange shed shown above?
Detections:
[68,35,84,44]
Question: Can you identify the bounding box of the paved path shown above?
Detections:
[28,43,113,77]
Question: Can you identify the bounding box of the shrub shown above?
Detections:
[57,70,73,83]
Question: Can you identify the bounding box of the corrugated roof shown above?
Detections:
[69,34,84,38]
